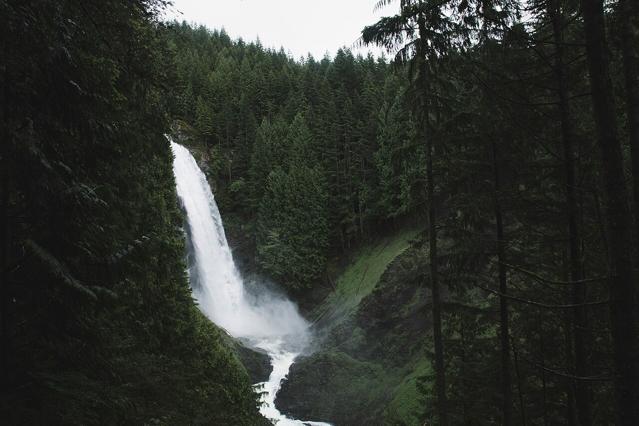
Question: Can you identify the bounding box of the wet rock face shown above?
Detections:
[276,352,387,426]
[234,342,271,383]
[275,355,330,422]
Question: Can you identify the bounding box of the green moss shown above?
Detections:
[383,357,433,426]
[313,228,422,327]
[279,229,439,425]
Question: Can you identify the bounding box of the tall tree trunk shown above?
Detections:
[492,140,512,425]
[580,1,639,423]
[459,320,470,424]
[512,341,527,426]
[1,39,9,389]
[427,116,448,426]
[620,0,639,259]
[418,12,448,426]
[549,2,592,424]
[562,257,578,426]
[538,314,549,426]
[1,125,7,393]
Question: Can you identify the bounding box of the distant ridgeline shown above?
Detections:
[2,1,266,424]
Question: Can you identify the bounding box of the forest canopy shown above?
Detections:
[161,0,639,423]
[2,0,639,425]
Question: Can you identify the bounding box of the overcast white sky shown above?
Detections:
[163,0,397,59]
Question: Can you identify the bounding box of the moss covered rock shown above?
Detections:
[277,351,392,425]
[277,231,437,425]
[233,339,272,384]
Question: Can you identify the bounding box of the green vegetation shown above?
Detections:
[314,228,421,326]
[277,231,432,425]
[383,358,432,425]
[5,0,639,424]
[162,22,422,292]
[256,114,330,291]
[160,5,639,422]
[1,1,265,424]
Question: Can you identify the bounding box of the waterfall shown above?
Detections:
[171,141,330,426]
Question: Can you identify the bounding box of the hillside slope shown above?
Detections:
[277,229,436,425]
[2,2,268,422]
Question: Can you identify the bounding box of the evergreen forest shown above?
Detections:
[2,0,639,425]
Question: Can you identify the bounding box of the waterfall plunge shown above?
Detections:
[171,141,330,426]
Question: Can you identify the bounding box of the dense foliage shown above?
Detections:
[165,23,424,292]
[165,0,639,424]
[4,0,639,424]
[1,1,266,424]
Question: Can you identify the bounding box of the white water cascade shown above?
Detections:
[171,141,330,426]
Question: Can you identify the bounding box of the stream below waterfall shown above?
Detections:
[171,141,330,426]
